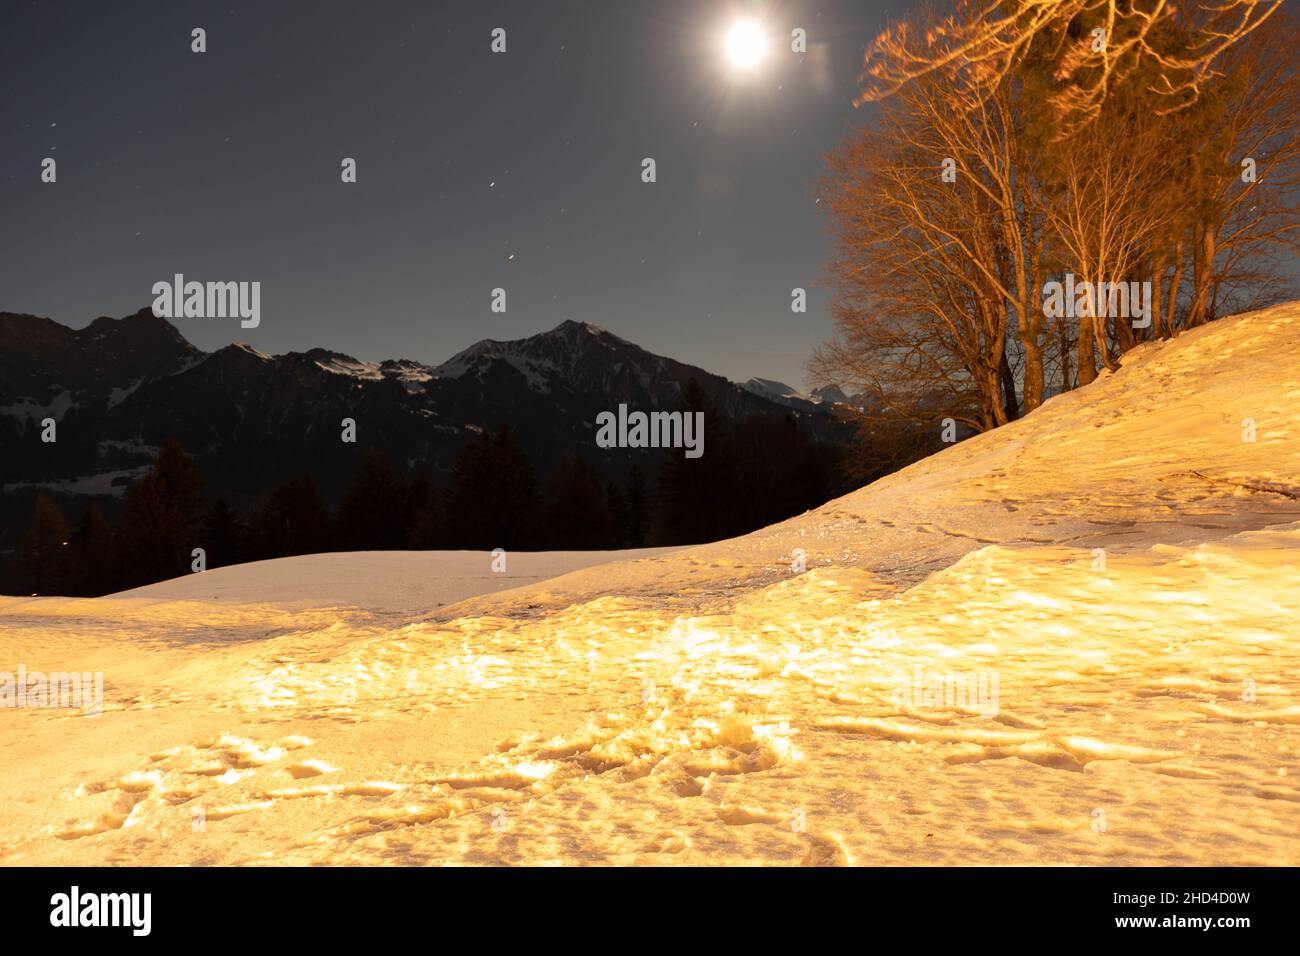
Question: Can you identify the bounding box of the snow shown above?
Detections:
[0,302,1297,865]
[106,379,145,410]
[231,342,273,361]
[433,322,632,393]
[313,356,383,381]
[743,377,807,401]
[3,466,150,497]
[436,343,556,391]
[379,360,434,392]
[0,389,77,423]
[107,549,682,612]
[98,438,161,461]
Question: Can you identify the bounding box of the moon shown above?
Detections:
[725,21,768,70]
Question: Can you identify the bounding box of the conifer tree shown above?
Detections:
[447,426,542,549]
[19,493,69,595]
[336,451,409,551]
[64,503,117,596]
[625,464,650,548]
[118,438,204,587]
[545,454,613,549]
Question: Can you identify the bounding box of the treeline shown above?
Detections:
[14,385,844,596]
[813,0,1298,473]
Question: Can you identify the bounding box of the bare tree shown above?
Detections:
[1186,12,1300,326]
[814,0,1297,472]
[859,0,1283,127]
[813,66,1032,432]
[1040,104,1178,382]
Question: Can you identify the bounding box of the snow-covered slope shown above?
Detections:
[1,303,1297,866]
[105,548,680,612]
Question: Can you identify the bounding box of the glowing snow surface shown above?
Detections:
[2,304,1299,865]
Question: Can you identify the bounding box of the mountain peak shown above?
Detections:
[546,319,632,347]
[229,342,273,360]
[435,320,640,384]
[743,377,802,400]
[552,319,605,335]
[82,308,199,354]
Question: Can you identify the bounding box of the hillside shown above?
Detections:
[0,302,1297,866]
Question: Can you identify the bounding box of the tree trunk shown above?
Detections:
[1057,319,1073,392]
[1077,317,1097,386]
[1150,257,1165,341]
[1096,317,1119,372]
[1189,226,1216,327]
[1022,336,1044,412]
[1187,223,1215,328]
[999,350,1020,421]
[1165,244,1183,337]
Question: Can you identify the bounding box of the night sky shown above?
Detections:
[1,1,893,388]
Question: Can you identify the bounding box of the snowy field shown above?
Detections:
[2,303,1298,865]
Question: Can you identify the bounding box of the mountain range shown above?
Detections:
[1,309,854,521]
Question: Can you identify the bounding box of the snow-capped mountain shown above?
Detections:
[740,377,830,414]
[0,309,202,420]
[1,309,850,512]
[809,384,867,407]
[741,377,804,402]
[741,376,866,412]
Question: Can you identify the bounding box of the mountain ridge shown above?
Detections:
[0,308,853,517]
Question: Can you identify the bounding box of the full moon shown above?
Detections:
[724,21,767,70]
